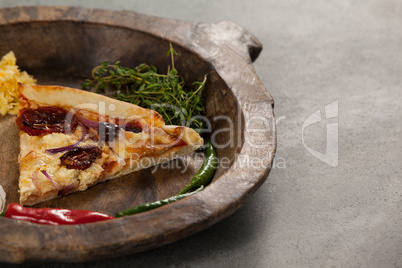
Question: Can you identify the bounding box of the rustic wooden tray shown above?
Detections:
[0,6,276,263]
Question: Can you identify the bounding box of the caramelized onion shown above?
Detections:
[58,181,79,196]
[60,146,102,170]
[76,114,100,129]
[30,171,42,194]
[16,107,78,136]
[46,121,87,154]
[123,119,143,133]
[41,170,62,191]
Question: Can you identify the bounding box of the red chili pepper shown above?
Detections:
[4,203,114,225]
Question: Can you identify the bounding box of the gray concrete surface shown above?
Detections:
[1,0,401,267]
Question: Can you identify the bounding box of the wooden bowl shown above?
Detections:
[0,6,276,263]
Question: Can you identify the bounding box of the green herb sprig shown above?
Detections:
[83,44,207,130]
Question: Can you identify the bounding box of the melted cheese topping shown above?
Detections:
[18,121,188,206]
[18,127,110,205]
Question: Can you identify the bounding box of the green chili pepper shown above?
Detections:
[0,211,5,217]
[177,141,218,195]
[115,186,204,218]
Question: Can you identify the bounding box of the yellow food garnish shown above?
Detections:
[0,51,36,115]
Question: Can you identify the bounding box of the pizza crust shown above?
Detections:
[18,84,166,127]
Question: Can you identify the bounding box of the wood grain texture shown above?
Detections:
[0,6,276,263]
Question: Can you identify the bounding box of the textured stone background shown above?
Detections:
[1,0,401,267]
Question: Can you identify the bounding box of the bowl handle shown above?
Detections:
[187,20,263,64]
[212,20,262,62]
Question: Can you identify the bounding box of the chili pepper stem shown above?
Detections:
[177,184,194,195]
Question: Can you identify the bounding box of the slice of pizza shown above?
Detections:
[16,84,203,206]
